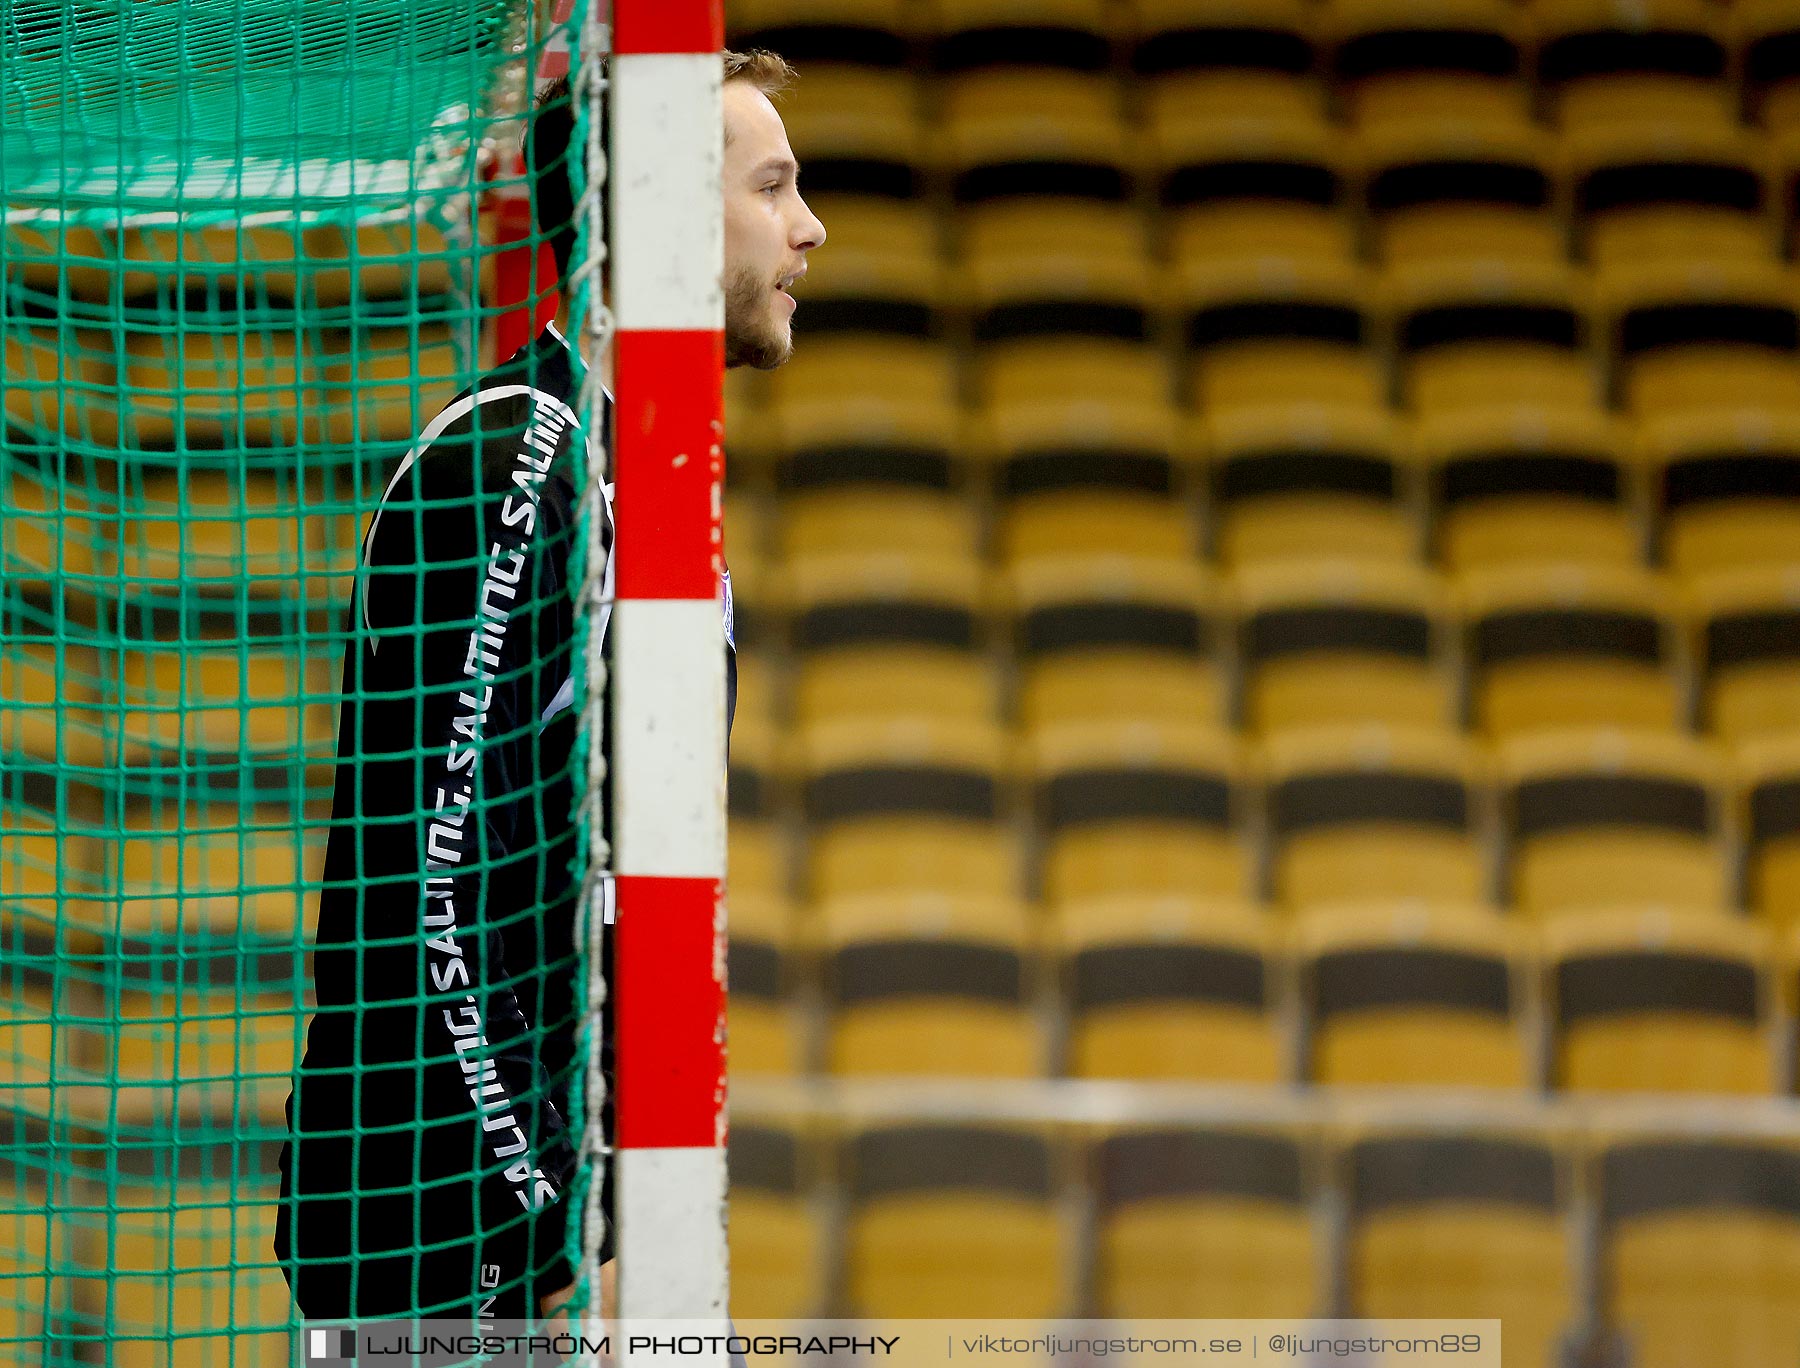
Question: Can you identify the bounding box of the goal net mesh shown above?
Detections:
[0,0,607,1359]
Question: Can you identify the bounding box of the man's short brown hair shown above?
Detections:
[530,48,797,281]
[723,48,795,101]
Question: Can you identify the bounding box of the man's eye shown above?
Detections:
[762,184,780,195]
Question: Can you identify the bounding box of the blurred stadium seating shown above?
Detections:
[714,1,1800,1351]
[12,0,1800,1360]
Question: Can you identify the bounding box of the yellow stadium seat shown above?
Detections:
[1,458,99,592]
[1298,901,1531,1089]
[4,321,118,447]
[1743,0,1800,134]
[0,960,59,1096]
[1500,729,1729,917]
[729,0,920,46]
[1546,905,1774,1095]
[3,214,126,301]
[0,639,103,771]
[779,487,978,581]
[962,200,1154,339]
[728,891,802,1077]
[1459,563,1682,739]
[723,494,774,646]
[110,638,334,767]
[798,716,1017,902]
[304,216,455,306]
[1535,0,1734,136]
[732,703,777,809]
[787,552,996,730]
[105,469,331,599]
[1263,724,1490,909]
[727,1122,825,1321]
[85,939,302,1107]
[768,335,962,487]
[941,68,1134,203]
[1204,403,1413,569]
[319,320,461,446]
[1412,405,1639,573]
[1326,0,1531,135]
[1093,1124,1317,1316]
[784,193,943,331]
[997,489,1196,573]
[1638,409,1800,577]
[1598,1133,1800,1368]
[87,805,323,945]
[1567,123,1778,272]
[121,221,309,306]
[972,335,1183,496]
[1688,566,1800,745]
[1158,117,1351,274]
[732,676,779,807]
[307,504,363,618]
[1387,258,1598,416]
[123,314,322,449]
[933,0,1114,70]
[0,1166,65,1359]
[1233,560,1453,733]
[773,64,926,196]
[1601,259,1800,425]
[1055,895,1283,1083]
[724,364,777,488]
[1131,0,1323,132]
[842,1123,1066,1317]
[1741,735,1800,930]
[964,191,1148,265]
[1345,1126,1573,1368]
[0,806,99,952]
[1182,255,1382,421]
[1032,719,1250,903]
[1355,121,1564,269]
[728,814,788,904]
[79,1180,290,1368]
[1010,556,1223,732]
[819,890,1040,1077]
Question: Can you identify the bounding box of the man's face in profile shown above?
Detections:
[721,79,826,370]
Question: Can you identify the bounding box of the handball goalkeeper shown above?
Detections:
[275,49,824,1325]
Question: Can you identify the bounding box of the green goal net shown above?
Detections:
[1,1,602,1361]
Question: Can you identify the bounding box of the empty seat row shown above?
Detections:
[747,60,1800,232]
[4,214,475,308]
[4,892,1780,1123]
[9,1110,1796,1368]
[729,722,1800,927]
[725,897,1792,1097]
[733,0,1800,143]
[792,129,1800,284]
[727,1107,1800,1368]
[4,314,464,452]
[726,392,1800,582]
[722,559,1800,746]
[764,257,1800,405]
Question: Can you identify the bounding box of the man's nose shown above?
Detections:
[795,201,826,250]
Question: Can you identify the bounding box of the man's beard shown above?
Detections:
[723,262,792,370]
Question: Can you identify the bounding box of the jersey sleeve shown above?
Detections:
[357,395,590,1306]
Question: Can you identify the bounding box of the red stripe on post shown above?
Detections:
[612,328,725,600]
[613,0,723,55]
[615,874,726,1149]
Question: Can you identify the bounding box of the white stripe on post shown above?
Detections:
[617,1146,731,1315]
[610,53,725,331]
[610,598,727,878]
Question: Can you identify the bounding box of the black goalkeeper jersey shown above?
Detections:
[275,324,736,1320]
